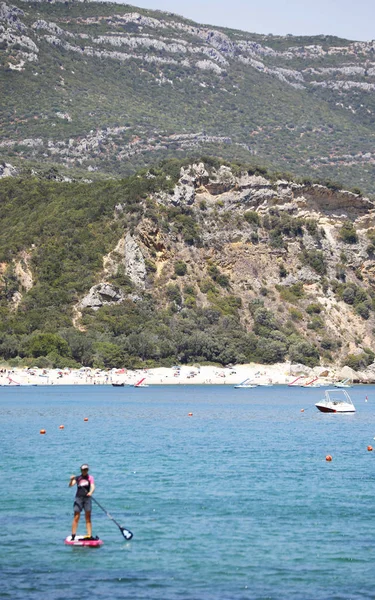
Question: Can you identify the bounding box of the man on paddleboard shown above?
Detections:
[69,464,95,540]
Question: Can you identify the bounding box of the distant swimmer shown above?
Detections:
[69,464,96,540]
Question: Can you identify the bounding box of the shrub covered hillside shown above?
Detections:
[2,0,375,194]
[1,159,375,369]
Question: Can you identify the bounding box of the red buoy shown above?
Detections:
[326,455,332,462]
[84,418,88,422]
[40,429,46,435]
[367,445,373,452]
[188,413,193,417]
[59,425,64,429]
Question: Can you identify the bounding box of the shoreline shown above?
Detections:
[0,362,372,387]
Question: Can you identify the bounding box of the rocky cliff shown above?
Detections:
[1,159,375,373]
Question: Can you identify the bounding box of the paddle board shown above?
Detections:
[64,535,103,547]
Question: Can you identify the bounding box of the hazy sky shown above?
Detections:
[114,0,375,41]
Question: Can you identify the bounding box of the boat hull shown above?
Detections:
[234,384,257,388]
[315,403,355,413]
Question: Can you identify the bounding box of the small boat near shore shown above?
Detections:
[112,382,125,387]
[234,378,258,389]
[315,389,356,413]
[333,378,352,388]
[301,376,324,388]
[133,377,149,388]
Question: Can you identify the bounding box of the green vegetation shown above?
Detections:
[300,250,327,275]
[306,303,322,314]
[263,211,304,249]
[244,211,260,226]
[276,283,305,304]
[331,281,371,319]
[338,221,358,244]
[343,351,374,371]
[289,341,320,368]
[174,261,187,276]
[207,264,230,289]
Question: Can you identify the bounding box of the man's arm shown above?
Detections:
[86,477,95,497]
[69,475,76,487]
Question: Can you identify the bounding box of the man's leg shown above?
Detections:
[85,510,92,537]
[72,511,80,537]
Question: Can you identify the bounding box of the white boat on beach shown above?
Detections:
[315,389,356,413]
[234,378,258,389]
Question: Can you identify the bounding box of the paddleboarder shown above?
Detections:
[69,464,96,540]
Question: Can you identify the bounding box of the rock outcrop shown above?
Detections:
[0,162,18,178]
[103,232,147,289]
[124,232,146,289]
[79,283,125,311]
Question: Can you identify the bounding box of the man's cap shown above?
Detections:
[80,464,89,470]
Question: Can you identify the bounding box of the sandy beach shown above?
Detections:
[0,362,364,387]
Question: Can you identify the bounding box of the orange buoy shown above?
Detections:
[188,412,193,417]
[300,409,305,412]
[367,445,373,451]
[59,425,64,429]
[84,418,88,422]
[40,429,46,435]
[326,455,332,462]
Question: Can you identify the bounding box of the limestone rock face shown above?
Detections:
[205,165,236,195]
[172,182,195,206]
[79,283,125,311]
[282,267,321,285]
[14,253,33,291]
[289,364,312,376]
[124,232,146,289]
[339,366,359,381]
[0,162,18,178]
[170,163,209,206]
[102,232,147,289]
[359,362,375,383]
[0,1,25,27]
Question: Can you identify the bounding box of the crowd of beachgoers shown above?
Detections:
[0,363,361,387]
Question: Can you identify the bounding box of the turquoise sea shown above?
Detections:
[1,384,375,600]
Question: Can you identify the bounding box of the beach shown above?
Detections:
[0,362,363,386]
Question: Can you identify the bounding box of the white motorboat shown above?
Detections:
[333,378,352,388]
[234,384,258,388]
[234,378,258,389]
[315,389,356,413]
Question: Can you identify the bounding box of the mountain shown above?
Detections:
[2,0,375,193]
[1,158,375,375]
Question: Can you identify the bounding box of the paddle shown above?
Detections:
[91,496,133,540]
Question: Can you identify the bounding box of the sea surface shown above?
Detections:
[1,384,375,600]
